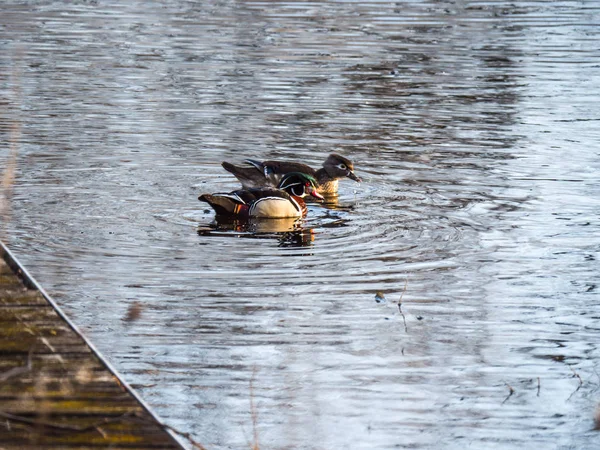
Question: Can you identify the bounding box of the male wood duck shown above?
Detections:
[221,153,361,195]
[199,172,324,218]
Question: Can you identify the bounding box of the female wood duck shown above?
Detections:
[199,172,324,218]
[221,153,361,195]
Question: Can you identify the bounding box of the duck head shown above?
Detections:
[278,172,325,201]
[323,153,362,182]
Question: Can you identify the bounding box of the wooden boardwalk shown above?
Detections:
[0,241,184,450]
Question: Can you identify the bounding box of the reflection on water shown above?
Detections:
[198,216,315,248]
[1,1,600,449]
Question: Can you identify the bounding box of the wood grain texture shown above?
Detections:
[0,252,183,449]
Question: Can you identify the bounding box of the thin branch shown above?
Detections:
[161,423,208,450]
[94,425,109,439]
[502,382,515,404]
[593,365,600,385]
[567,366,583,401]
[397,278,408,333]
[250,366,259,450]
[569,365,583,386]
[0,409,137,434]
[398,278,408,304]
[567,383,582,401]
[398,304,408,333]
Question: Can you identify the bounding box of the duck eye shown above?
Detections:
[338,163,347,170]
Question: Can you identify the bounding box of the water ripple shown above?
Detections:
[2,1,600,449]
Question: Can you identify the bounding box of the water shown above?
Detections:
[1,1,599,449]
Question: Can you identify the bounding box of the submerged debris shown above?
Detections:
[502,382,515,404]
[375,291,386,303]
[123,301,143,322]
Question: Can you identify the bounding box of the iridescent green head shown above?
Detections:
[278,172,324,201]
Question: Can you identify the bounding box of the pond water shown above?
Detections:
[1,1,599,449]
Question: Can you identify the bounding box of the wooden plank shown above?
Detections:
[0,243,185,449]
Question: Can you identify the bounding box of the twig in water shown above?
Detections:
[161,423,208,450]
[398,304,408,333]
[250,366,260,450]
[567,365,583,401]
[593,365,600,385]
[0,57,23,240]
[398,278,408,333]
[398,278,408,304]
[570,365,583,386]
[502,382,515,404]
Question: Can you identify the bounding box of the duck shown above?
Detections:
[221,153,361,195]
[199,172,324,218]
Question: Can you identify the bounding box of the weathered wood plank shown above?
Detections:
[0,242,185,449]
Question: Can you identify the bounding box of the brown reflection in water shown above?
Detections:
[1,48,23,240]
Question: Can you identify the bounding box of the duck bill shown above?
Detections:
[347,170,362,183]
[309,188,325,202]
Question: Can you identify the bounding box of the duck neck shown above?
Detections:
[290,196,307,216]
[314,168,338,194]
[315,168,331,185]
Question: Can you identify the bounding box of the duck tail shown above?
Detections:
[221,162,262,189]
[221,161,253,180]
[221,161,239,175]
[199,193,247,216]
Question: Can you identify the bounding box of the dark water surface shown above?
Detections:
[1,1,599,449]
